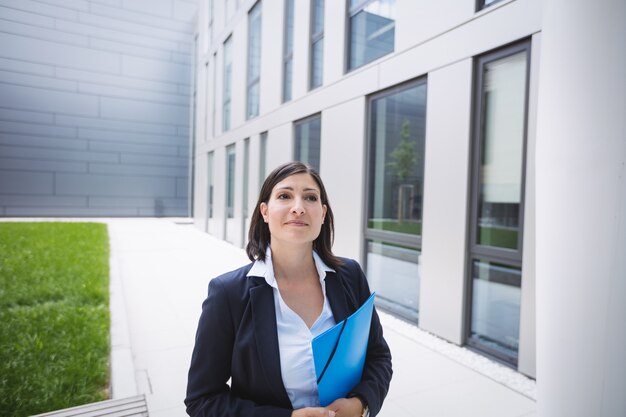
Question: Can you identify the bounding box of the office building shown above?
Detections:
[201,0,624,415]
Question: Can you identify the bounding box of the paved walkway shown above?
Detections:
[106,218,537,417]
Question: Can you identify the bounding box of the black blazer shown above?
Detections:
[185,257,392,417]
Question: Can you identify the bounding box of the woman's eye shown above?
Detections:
[277,193,290,199]
[305,195,318,202]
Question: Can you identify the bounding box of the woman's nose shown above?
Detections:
[291,198,305,215]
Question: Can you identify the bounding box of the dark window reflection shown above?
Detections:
[469,259,521,364]
[294,115,321,172]
[367,82,426,236]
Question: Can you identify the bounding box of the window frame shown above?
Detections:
[361,76,428,322]
[362,77,428,252]
[465,39,532,366]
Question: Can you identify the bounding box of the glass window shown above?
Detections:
[476,51,527,251]
[243,138,250,218]
[294,114,321,172]
[222,35,233,132]
[477,0,503,11]
[212,52,217,138]
[368,82,427,237]
[367,241,420,321]
[348,0,395,71]
[204,62,209,141]
[469,259,521,363]
[310,0,324,89]
[207,152,214,218]
[247,2,262,119]
[365,78,427,322]
[226,144,236,218]
[467,42,530,366]
[282,0,294,102]
[259,131,268,188]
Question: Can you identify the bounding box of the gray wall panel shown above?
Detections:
[0,108,55,123]
[58,115,178,135]
[88,162,188,177]
[0,0,80,19]
[0,57,55,76]
[0,84,98,116]
[0,171,53,194]
[89,140,179,156]
[0,195,87,207]
[0,33,119,72]
[120,153,187,167]
[0,122,78,138]
[0,157,87,173]
[56,173,176,197]
[0,0,193,216]
[55,68,180,93]
[78,128,185,145]
[1,19,89,46]
[0,133,87,150]
[0,145,118,163]
[6,206,140,216]
[0,70,78,91]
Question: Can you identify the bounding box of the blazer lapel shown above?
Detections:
[325,271,352,323]
[248,277,291,406]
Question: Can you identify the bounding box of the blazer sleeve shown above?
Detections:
[184,277,293,417]
[346,259,393,417]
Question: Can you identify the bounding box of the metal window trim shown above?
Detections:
[464,38,532,367]
[361,75,428,306]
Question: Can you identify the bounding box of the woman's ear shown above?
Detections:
[322,204,327,224]
[260,202,269,223]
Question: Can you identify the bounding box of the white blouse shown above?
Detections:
[247,247,336,409]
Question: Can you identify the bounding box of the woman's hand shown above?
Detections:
[326,397,364,417]
[291,407,336,417]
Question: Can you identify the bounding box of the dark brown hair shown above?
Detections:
[246,161,343,270]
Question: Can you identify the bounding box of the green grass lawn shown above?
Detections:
[0,222,110,417]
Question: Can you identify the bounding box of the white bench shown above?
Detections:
[31,395,148,417]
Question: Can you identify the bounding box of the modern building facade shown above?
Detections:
[0,0,196,216]
[190,1,625,416]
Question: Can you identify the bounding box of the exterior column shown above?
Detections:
[535,1,626,416]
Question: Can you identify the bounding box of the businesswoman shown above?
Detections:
[185,162,392,417]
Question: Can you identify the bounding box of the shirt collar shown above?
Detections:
[247,246,335,291]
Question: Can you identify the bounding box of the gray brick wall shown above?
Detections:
[0,0,196,217]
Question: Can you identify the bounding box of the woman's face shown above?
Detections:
[260,173,327,247]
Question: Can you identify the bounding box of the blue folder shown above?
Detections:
[312,292,376,406]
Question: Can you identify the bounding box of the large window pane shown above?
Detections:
[247,2,262,119]
[477,51,527,250]
[226,144,236,218]
[207,152,214,218]
[468,42,530,367]
[282,0,294,102]
[222,36,233,131]
[294,115,321,172]
[348,0,395,71]
[368,82,427,236]
[469,259,521,364]
[310,0,324,89]
[259,131,268,189]
[367,241,420,320]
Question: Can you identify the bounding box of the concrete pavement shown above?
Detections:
[106,218,537,417]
